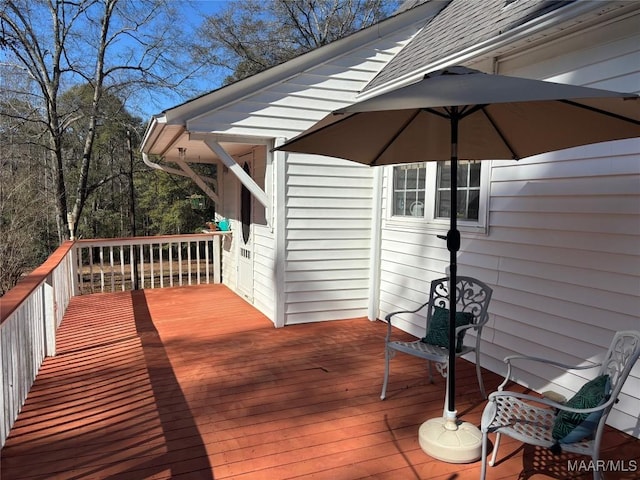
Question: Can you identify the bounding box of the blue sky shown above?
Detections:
[134,0,231,120]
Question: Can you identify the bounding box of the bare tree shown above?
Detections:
[192,0,401,85]
[0,0,199,241]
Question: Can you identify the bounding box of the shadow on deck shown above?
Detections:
[1,285,638,479]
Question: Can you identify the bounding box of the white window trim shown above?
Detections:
[385,161,491,236]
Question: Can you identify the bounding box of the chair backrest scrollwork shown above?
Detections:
[599,330,640,400]
[426,276,493,333]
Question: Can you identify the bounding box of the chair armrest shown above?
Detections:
[383,302,430,341]
[487,390,614,415]
[384,301,430,323]
[498,355,601,391]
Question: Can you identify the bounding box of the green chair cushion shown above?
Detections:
[421,306,474,353]
[552,374,611,444]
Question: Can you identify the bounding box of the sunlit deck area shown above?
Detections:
[1,285,638,479]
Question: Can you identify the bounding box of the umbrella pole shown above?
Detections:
[447,112,460,419]
[418,107,482,463]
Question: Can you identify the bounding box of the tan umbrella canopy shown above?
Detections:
[277,65,640,462]
[279,66,639,165]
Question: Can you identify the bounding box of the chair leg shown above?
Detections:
[381,346,391,400]
[489,432,501,467]
[476,348,486,399]
[480,430,489,480]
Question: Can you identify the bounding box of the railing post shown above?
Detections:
[213,235,221,284]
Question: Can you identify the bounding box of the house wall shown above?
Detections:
[284,154,374,324]
[203,20,428,326]
[249,146,276,320]
[376,15,640,435]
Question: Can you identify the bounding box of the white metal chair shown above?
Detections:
[380,276,493,400]
[480,330,640,480]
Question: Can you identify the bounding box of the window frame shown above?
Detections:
[386,161,491,235]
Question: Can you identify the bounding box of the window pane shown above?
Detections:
[468,189,480,220]
[458,162,468,187]
[394,168,406,189]
[393,164,426,217]
[436,161,482,221]
[469,162,481,187]
[438,161,451,188]
[457,190,468,218]
[437,190,450,218]
[394,192,406,216]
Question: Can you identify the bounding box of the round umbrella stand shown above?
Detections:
[419,412,482,463]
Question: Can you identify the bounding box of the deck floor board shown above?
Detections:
[2,284,638,479]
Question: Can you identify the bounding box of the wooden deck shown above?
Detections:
[1,285,638,479]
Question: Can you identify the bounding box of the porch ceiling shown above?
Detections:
[143,123,255,165]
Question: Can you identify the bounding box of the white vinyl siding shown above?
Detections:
[284,155,373,324]
[208,19,425,325]
[376,16,639,435]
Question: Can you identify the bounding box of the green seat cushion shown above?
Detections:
[552,374,611,444]
[421,306,474,353]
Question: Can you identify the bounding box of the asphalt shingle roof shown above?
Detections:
[365,0,576,91]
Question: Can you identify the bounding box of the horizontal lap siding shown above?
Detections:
[193,25,420,326]
[267,30,419,325]
[253,224,275,320]
[285,156,373,324]
[378,19,640,436]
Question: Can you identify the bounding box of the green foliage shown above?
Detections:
[136,169,214,235]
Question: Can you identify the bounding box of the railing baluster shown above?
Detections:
[169,242,174,287]
[205,239,210,283]
[109,246,115,292]
[187,241,192,286]
[139,244,145,289]
[89,248,94,294]
[120,246,125,291]
[99,247,105,293]
[159,243,164,288]
[178,241,183,286]
[129,244,135,290]
[196,240,201,285]
[150,243,155,289]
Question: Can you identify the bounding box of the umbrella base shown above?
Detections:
[418,416,482,464]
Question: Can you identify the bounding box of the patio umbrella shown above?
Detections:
[276,65,640,462]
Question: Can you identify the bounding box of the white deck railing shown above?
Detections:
[75,233,227,294]
[0,241,75,448]
[0,232,228,448]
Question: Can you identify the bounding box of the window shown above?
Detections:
[435,161,481,220]
[390,160,488,230]
[393,163,426,217]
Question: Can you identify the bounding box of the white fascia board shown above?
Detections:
[140,114,166,154]
[358,1,624,101]
[160,1,449,126]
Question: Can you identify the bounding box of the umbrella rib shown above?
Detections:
[559,99,640,125]
[370,109,422,166]
[477,106,520,160]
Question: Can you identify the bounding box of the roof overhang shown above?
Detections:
[139,0,450,163]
